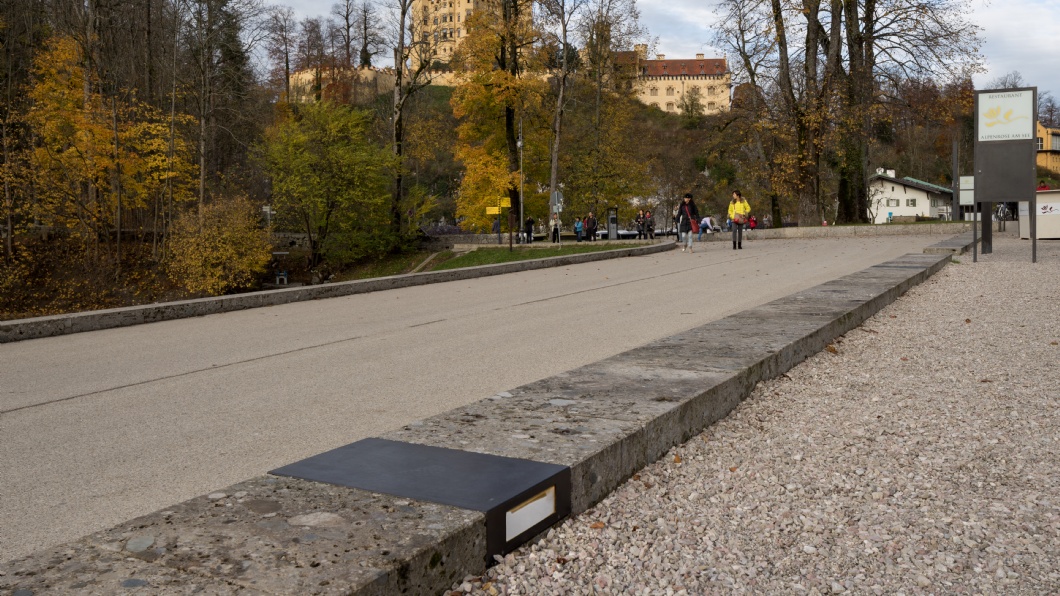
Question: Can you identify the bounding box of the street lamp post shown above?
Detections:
[517,120,524,245]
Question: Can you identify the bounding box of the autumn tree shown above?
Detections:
[182,0,263,215]
[261,102,397,268]
[166,193,271,294]
[386,0,443,237]
[1,0,50,261]
[539,0,587,218]
[450,2,545,230]
[265,6,298,102]
[713,0,982,224]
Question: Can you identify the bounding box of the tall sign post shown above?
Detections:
[973,87,1038,262]
[551,190,563,246]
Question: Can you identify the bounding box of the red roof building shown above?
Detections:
[624,45,731,115]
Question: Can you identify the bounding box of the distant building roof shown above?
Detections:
[640,59,727,77]
[613,51,728,77]
[902,177,953,195]
[869,173,952,196]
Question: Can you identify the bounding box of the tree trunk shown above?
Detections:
[391,20,407,238]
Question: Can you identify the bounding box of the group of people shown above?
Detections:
[674,190,753,253]
[525,212,601,243]
[634,210,656,239]
[523,191,755,249]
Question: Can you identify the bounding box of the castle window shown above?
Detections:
[666,86,675,96]
[708,102,716,110]
[649,87,658,97]
[666,102,675,111]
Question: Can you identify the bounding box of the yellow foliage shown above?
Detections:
[165,196,272,295]
[454,144,515,229]
[450,4,547,231]
[24,35,197,241]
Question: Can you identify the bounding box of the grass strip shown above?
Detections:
[430,243,650,270]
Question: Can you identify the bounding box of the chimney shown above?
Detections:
[876,167,884,175]
[656,54,665,60]
[696,53,704,60]
[886,169,896,178]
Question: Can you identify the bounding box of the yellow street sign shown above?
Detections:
[486,207,500,215]
[500,198,511,208]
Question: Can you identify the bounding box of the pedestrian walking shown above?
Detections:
[676,193,700,253]
[645,211,655,239]
[728,190,751,250]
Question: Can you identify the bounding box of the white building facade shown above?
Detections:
[867,171,953,223]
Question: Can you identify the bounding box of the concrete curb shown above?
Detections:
[1,236,967,595]
[0,242,675,344]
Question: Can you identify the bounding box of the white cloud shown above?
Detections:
[971,0,1060,94]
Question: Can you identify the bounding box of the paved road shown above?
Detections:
[0,235,946,562]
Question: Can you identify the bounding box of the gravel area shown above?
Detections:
[451,234,1060,595]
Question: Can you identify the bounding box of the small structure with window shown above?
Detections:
[867,169,953,223]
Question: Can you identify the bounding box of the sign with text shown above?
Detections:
[974,87,1037,204]
[977,90,1035,142]
[959,176,974,206]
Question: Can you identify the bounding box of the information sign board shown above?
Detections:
[959,176,974,206]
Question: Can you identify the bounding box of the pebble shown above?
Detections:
[124,536,154,554]
[287,512,345,527]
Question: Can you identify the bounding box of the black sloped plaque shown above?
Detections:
[270,438,571,559]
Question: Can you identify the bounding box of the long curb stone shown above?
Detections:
[0,243,674,344]
[0,238,968,595]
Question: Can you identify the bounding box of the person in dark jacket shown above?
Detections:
[585,212,598,241]
[524,215,535,244]
[676,193,700,253]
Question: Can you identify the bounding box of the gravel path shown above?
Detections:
[452,234,1060,595]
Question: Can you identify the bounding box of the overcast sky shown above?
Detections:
[283,0,1059,97]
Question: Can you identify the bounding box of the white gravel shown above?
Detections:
[451,234,1060,595]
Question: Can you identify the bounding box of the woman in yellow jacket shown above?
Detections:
[727,190,751,250]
